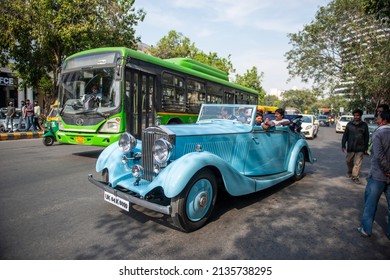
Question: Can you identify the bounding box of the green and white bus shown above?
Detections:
[57,47,259,146]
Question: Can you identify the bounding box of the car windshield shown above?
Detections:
[197,104,256,125]
[340,116,353,122]
[302,116,312,123]
[318,116,327,120]
[363,116,376,124]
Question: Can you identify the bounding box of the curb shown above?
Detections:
[0,131,44,141]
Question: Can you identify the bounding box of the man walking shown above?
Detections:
[341,109,369,184]
[5,101,15,132]
[358,109,390,239]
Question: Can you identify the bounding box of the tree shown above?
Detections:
[146,30,235,74]
[0,0,145,109]
[285,0,390,110]
[263,95,280,107]
[146,30,198,59]
[362,0,390,19]
[279,89,318,113]
[234,67,266,103]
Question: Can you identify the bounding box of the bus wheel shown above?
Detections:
[42,136,55,146]
[170,169,217,232]
[293,149,305,181]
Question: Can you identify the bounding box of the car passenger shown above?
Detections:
[220,107,237,120]
[255,113,263,126]
[262,108,290,129]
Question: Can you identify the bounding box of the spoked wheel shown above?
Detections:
[293,149,305,181]
[42,136,55,146]
[171,169,217,232]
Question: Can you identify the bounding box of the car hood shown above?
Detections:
[159,121,252,136]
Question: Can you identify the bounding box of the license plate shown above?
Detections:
[76,136,84,144]
[104,191,130,211]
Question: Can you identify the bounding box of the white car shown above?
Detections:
[300,114,319,139]
[335,115,353,133]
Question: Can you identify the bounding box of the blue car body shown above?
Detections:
[89,104,316,232]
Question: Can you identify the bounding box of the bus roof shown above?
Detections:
[64,47,259,95]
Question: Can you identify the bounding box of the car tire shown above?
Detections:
[293,149,305,181]
[170,169,217,232]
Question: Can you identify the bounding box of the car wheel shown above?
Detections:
[171,169,217,232]
[293,149,305,181]
[42,136,55,146]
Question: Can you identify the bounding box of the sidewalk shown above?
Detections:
[0,131,44,141]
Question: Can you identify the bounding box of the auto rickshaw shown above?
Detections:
[42,101,59,146]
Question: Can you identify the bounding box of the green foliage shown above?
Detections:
[147,30,235,74]
[279,89,318,113]
[362,0,390,19]
[285,0,390,110]
[0,0,145,99]
[234,67,266,103]
[263,95,280,107]
[147,30,198,58]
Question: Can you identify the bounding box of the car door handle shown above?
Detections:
[252,136,259,144]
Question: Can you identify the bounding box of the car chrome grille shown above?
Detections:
[142,126,175,181]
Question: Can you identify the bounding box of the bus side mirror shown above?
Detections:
[115,64,122,81]
[115,57,123,81]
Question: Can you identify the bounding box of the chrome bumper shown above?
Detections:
[88,174,172,215]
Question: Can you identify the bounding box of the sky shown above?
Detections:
[133,0,331,94]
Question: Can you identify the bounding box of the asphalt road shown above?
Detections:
[0,126,389,260]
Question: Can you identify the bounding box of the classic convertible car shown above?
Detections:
[88,104,316,232]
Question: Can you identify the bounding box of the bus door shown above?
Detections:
[124,69,155,139]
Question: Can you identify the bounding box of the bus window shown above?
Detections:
[225,91,236,104]
[162,73,185,112]
[187,79,206,114]
[206,83,223,104]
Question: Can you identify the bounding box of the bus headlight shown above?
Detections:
[99,117,121,133]
[152,138,172,165]
[118,132,137,154]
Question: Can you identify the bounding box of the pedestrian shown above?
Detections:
[24,99,37,132]
[357,109,390,239]
[17,100,26,131]
[341,108,369,184]
[33,101,42,130]
[255,113,263,126]
[5,101,15,132]
[374,103,389,118]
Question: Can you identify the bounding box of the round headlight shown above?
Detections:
[152,138,172,164]
[118,132,136,154]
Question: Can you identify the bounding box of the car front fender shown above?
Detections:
[287,139,316,172]
[147,151,256,198]
[95,140,142,187]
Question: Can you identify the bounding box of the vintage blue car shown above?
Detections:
[89,104,316,232]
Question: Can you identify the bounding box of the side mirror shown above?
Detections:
[115,57,123,81]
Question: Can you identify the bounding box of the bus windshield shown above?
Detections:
[59,67,121,117]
